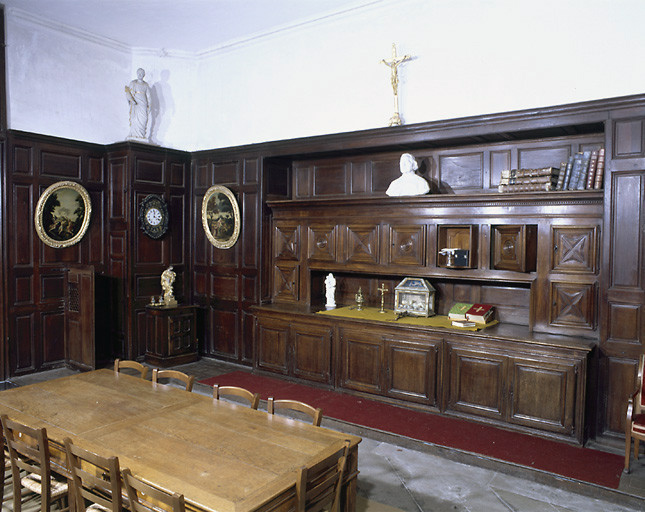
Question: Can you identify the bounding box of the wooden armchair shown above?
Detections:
[122,468,185,512]
[213,385,260,409]
[296,440,349,512]
[63,438,122,512]
[114,359,149,379]
[152,369,195,392]
[625,353,645,473]
[1,415,69,512]
[267,398,323,426]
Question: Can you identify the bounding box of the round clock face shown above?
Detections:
[139,195,169,239]
[146,207,162,226]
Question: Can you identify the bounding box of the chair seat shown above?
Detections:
[633,413,645,435]
[20,473,68,498]
[86,503,111,512]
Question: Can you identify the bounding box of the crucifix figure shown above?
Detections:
[381,43,411,127]
[377,283,388,313]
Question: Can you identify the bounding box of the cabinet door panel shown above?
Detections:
[509,358,578,436]
[447,344,506,420]
[307,224,338,262]
[272,263,299,302]
[273,222,300,260]
[256,319,289,375]
[385,337,439,406]
[551,226,598,273]
[345,225,380,265]
[388,225,426,267]
[292,323,332,384]
[340,329,382,393]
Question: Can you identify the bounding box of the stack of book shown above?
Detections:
[448,302,495,326]
[498,167,560,193]
[558,148,605,191]
[497,147,605,193]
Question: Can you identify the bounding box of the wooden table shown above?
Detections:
[0,369,361,512]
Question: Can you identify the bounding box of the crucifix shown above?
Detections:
[377,283,388,313]
[381,43,412,127]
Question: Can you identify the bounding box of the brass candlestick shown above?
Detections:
[355,287,365,311]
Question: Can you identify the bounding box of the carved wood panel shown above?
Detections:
[549,281,595,329]
[292,323,332,384]
[273,222,300,261]
[340,328,383,394]
[272,263,299,302]
[387,225,426,267]
[307,224,337,262]
[345,225,380,264]
[385,336,439,406]
[256,317,289,374]
[447,344,506,421]
[551,226,598,274]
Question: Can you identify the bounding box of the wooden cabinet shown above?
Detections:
[445,336,587,442]
[339,326,442,407]
[256,313,332,384]
[145,305,198,367]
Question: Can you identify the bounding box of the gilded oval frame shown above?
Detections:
[201,185,240,249]
[34,181,92,249]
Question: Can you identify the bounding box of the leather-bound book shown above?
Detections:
[585,150,599,189]
[594,148,605,189]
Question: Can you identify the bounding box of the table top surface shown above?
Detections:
[0,369,361,512]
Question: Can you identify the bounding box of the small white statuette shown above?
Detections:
[324,273,336,309]
[386,153,430,197]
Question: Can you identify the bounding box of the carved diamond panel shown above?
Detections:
[551,226,598,274]
[273,223,300,261]
[307,224,337,262]
[549,282,595,329]
[346,225,380,264]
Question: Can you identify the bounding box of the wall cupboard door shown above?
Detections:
[256,316,332,384]
[387,225,426,267]
[508,356,579,437]
[256,316,290,375]
[339,327,383,394]
[292,322,332,384]
[384,335,440,406]
[446,343,507,421]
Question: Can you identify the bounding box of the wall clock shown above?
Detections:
[139,194,169,239]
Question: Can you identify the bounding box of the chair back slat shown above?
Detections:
[114,359,149,379]
[296,440,349,512]
[64,437,122,512]
[213,385,260,409]
[268,398,323,426]
[152,369,195,392]
[122,468,185,512]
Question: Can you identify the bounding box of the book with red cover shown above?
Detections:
[465,303,494,323]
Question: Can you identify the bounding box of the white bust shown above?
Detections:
[386,153,430,197]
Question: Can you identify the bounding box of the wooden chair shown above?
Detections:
[267,398,323,427]
[63,438,122,512]
[213,385,260,409]
[625,353,645,472]
[152,369,195,392]
[114,359,148,379]
[1,415,69,512]
[122,468,185,512]
[295,440,349,512]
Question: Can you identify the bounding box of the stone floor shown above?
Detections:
[5,358,645,512]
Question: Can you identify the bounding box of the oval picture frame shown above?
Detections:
[34,180,92,249]
[201,185,240,249]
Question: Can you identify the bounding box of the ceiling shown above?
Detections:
[2,0,380,53]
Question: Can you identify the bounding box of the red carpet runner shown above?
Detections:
[200,371,624,489]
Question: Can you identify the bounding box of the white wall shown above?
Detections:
[6,0,645,151]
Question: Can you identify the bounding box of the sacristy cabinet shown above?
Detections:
[145,305,199,367]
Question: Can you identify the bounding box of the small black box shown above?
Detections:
[454,249,469,267]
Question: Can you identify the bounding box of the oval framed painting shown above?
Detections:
[34,181,92,248]
[201,185,240,249]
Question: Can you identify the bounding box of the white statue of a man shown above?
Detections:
[125,68,151,142]
[386,153,430,196]
[161,266,177,306]
[324,273,336,309]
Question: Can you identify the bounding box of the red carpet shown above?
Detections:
[200,371,624,489]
